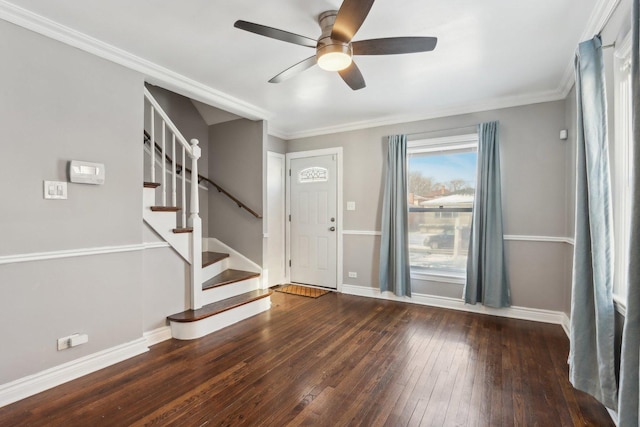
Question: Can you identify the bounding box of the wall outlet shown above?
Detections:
[346,201,356,211]
[348,272,357,278]
[57,333,88,351]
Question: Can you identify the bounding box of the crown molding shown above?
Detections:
[276,88,564,140]
[558,0,622,97]
[0,0,271,122]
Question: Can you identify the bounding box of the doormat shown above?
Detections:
[276,284,329,298]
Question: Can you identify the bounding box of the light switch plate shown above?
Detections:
[347,201,356,211]
[44,181,67,200]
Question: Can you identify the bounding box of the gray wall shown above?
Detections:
[209,119,265,265]
[288,101,573,311]
[0,20,145,384]
[267,135,287,154]
[144,84,210,237]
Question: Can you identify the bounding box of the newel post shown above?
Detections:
[189,138,203,310]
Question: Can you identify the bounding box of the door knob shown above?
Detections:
[329,226,336,232]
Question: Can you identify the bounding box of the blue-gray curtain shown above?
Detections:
[569,35,617,410]
[464,121,510,308]
[618,1,640,423]
[379,134,411,297]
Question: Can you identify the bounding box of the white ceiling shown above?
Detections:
[3,0,607,139]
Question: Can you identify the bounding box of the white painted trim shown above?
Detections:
[342,230,382,236]
[286,148,343,292]
[340,231,574,245]
[341,284,567,326]
[561,313,571,338]
[205,238,262,273]
[410,272,465,285]
[143,326,173,347]
[613,294,627,316]
[0,0,269,122]
[0,338,148,408]
[279,90,564,140]
[0,242,171,266]
[143,146,207,191]
[558,0,622,97]
[503,235,575,245]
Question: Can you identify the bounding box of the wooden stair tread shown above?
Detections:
[202,251,230,268]
[150,206,180,212]
[172,228,193,234]
[143,182,161,188]
[167,289,272,323]
[202,269,260,290]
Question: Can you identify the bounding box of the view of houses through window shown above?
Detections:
[407,135,478,278]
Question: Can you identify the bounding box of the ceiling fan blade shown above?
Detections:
[338,61,366,90]
[352,37,438,55]
[234,20,317,48]
[269,56,318,83]
[331,0,375,43]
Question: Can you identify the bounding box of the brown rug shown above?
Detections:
[276,284,330,298]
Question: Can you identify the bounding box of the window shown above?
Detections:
[613,32,632,306]
[407,134,478,281]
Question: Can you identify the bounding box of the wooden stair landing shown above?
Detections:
[202,251,229,268]
[150,206,180,212]
[143,182,161,188]
[167,289,272,323]
[202,269,260,291]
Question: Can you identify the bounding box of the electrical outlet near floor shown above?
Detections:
[348,272,357,278]
[57,333,88,351]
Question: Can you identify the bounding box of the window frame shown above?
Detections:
[407,133,479,284]
[612,31,632,310]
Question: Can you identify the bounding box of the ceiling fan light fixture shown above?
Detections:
[317,43,353,71]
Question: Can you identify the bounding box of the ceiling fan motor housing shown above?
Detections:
[316,10,353,70]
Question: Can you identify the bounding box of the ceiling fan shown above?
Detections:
[234,0,438,90]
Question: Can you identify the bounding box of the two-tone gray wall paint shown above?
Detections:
[288,101,573,312]
[208,119,266,265]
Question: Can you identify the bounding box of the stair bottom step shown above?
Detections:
[168,290,272,340]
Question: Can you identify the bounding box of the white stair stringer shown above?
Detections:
[201,277,260,306]
[142,187,191,262]
[170,297,271,340]
[206,238,262,281]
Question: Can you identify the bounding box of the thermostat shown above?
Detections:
[69,160,105,185]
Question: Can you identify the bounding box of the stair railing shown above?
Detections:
[144,88,203,310]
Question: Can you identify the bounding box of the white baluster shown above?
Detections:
[150,107,155,183]
[161,122,166,206]
[189,138,202,310]
[181,145,186,228]
[171,134,177,207]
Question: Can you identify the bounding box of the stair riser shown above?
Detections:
[201,278,260,306]
[169,297,271,340]
[202,258,229,282]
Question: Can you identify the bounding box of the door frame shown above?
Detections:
[286,147,343,292]
[265,151,287,287]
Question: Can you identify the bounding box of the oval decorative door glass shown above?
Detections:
[298,167,328,183]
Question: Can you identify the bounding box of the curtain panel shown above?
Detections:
[379,134,411,297]
[569,35,618,410]
[618,0,640,423]
[464,121,510,308]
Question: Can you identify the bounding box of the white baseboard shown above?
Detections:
[341,284,566,326]
[560,313,571,338]
[143,326,173,347]
[0,338,148,408]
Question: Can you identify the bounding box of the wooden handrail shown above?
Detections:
[144,131,262,219]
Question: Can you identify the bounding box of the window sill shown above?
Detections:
[613,293,627,316]
[410,270,465,285]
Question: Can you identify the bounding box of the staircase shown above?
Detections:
[143,88,271,341]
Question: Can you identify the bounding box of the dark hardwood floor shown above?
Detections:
[0,291,613,426]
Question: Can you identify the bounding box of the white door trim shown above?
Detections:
[286,148,343,292]
[266,151,287,287]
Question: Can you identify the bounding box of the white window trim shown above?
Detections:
[408,133,478,283]
[612,31,632,308]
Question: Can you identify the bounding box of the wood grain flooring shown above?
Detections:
[0,291,614,426]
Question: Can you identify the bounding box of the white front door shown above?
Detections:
[289,154,338,288]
